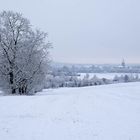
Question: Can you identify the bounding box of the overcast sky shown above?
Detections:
[1,0,140,64]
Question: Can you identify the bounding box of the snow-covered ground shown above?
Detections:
[0,82,140,140]
[78,72,139,79]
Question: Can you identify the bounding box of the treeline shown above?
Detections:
[44,73,140,89]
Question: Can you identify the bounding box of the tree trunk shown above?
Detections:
[18,80,28,95]
[9,71,16,94]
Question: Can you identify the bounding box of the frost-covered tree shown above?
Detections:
[0,11,50,95]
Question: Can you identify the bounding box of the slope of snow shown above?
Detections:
[0,82,140,140]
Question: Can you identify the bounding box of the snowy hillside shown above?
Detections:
[0,82,140,140]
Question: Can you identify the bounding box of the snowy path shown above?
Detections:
[0,82,140,140]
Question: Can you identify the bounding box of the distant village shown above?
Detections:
[52,59,140,74]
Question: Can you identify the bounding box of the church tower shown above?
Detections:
[121,59,126,68]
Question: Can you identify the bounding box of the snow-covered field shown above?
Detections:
[0,82,140,140]
[78,73,139,79]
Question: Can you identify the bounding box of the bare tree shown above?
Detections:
[0,11,51,95]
